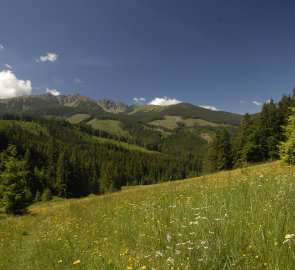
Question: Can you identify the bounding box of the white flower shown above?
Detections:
[167,257,174,264]
[283,234,295,244]
[284,234,295,239]
[155,251,163,257]
[167,233,172,242]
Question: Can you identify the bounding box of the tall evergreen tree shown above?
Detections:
[0,145,32,215]
[279,107,295,164]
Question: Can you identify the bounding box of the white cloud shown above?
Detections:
[148,96,182,106]
[253,100,262,106]
[0,70,32,99]
[75,78,83,84]
[46,88,61,96]
[36,52,58,63]
[133,97,146,103]
[266,99,271,104]
[199,105,219,111]
[4,64,12,69]
[0,43,3,51]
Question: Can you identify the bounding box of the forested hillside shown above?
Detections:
[0,114,207,214]
[205,91,295,172]
[1,90,295,215]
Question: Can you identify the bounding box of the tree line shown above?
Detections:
[0,115,204,214]
[204,90,295,172]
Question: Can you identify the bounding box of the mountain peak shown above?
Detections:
[97,99,133,114]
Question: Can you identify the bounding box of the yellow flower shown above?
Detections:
[57,259,63,263]
[140,266,147,270]
[127,267,132,270]
[73,259,81,265]
[255,255,259,259]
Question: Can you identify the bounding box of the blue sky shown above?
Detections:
[1,0,295,114]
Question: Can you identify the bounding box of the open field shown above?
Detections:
[67,114,91,124]
[87,119,130,138]
[0,162,294,269]
[149,116,231,130]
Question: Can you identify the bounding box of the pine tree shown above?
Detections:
[279,107,295,164]
[232,113,251,167]
[0,145,32,215]
[204,129,232,172]
[99,162,121,193]
[55,150,72,197]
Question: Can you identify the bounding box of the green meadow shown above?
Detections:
[0,162,294,269]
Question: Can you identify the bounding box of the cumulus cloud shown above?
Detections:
[4,64,12,69]
[0,70,32,99]
[253,100,262,106]
[46,88,61,96]
[0,43,3,51]
[133,97,146,103]
[75,78,83,84]
[36,52,58,63]
[148,96,182,106]
[199,105,219,111]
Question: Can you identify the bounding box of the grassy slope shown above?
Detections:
[90,136,159,154]
[129,105,166,114]
[0,119,156,154]
[0,162,295,269]
[149,116,229,130]
[67,114,91,124]
[87,119,130,138]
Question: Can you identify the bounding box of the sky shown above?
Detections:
[1,0,295,114]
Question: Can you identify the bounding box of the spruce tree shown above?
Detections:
[0,145,32,215]
[280,108,295,164]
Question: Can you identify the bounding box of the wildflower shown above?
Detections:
[167,257,174,264]
[155,251,163,257]
[284,234,295,239]
[140,266,147,270]
[73,259,81,265]
[127,267,132,270]
[57,259,63,263]
[283,233,295,244]
[167,233,172,242]
[255,255,259,259]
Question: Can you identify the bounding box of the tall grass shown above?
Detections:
[0,162,294,269]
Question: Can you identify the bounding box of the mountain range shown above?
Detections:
[0,93,242,126]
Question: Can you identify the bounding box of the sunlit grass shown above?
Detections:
[87,119,130,138]
[67,114,91,124]
[0,161,294,269]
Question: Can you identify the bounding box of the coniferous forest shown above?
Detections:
[0,90,295,214]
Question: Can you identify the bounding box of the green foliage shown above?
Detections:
[204,128,232,172]
[34,190,41,202]
[280,107,295,164]
[0,145,32,215]
[99,162,122,193]
[0,162,294,269]
[41,188,53,202]
[229,93,295,169]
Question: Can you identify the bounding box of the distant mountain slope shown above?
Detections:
[129,103,243,125]
[97,99,133,114]
[0,93,104,115]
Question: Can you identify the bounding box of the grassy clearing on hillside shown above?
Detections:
[87,119,130,138]
[90,136,159,154]
[129,105,165,114]
[149,116,230,130]
[67,114,91,124]
[0,162,295,269]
